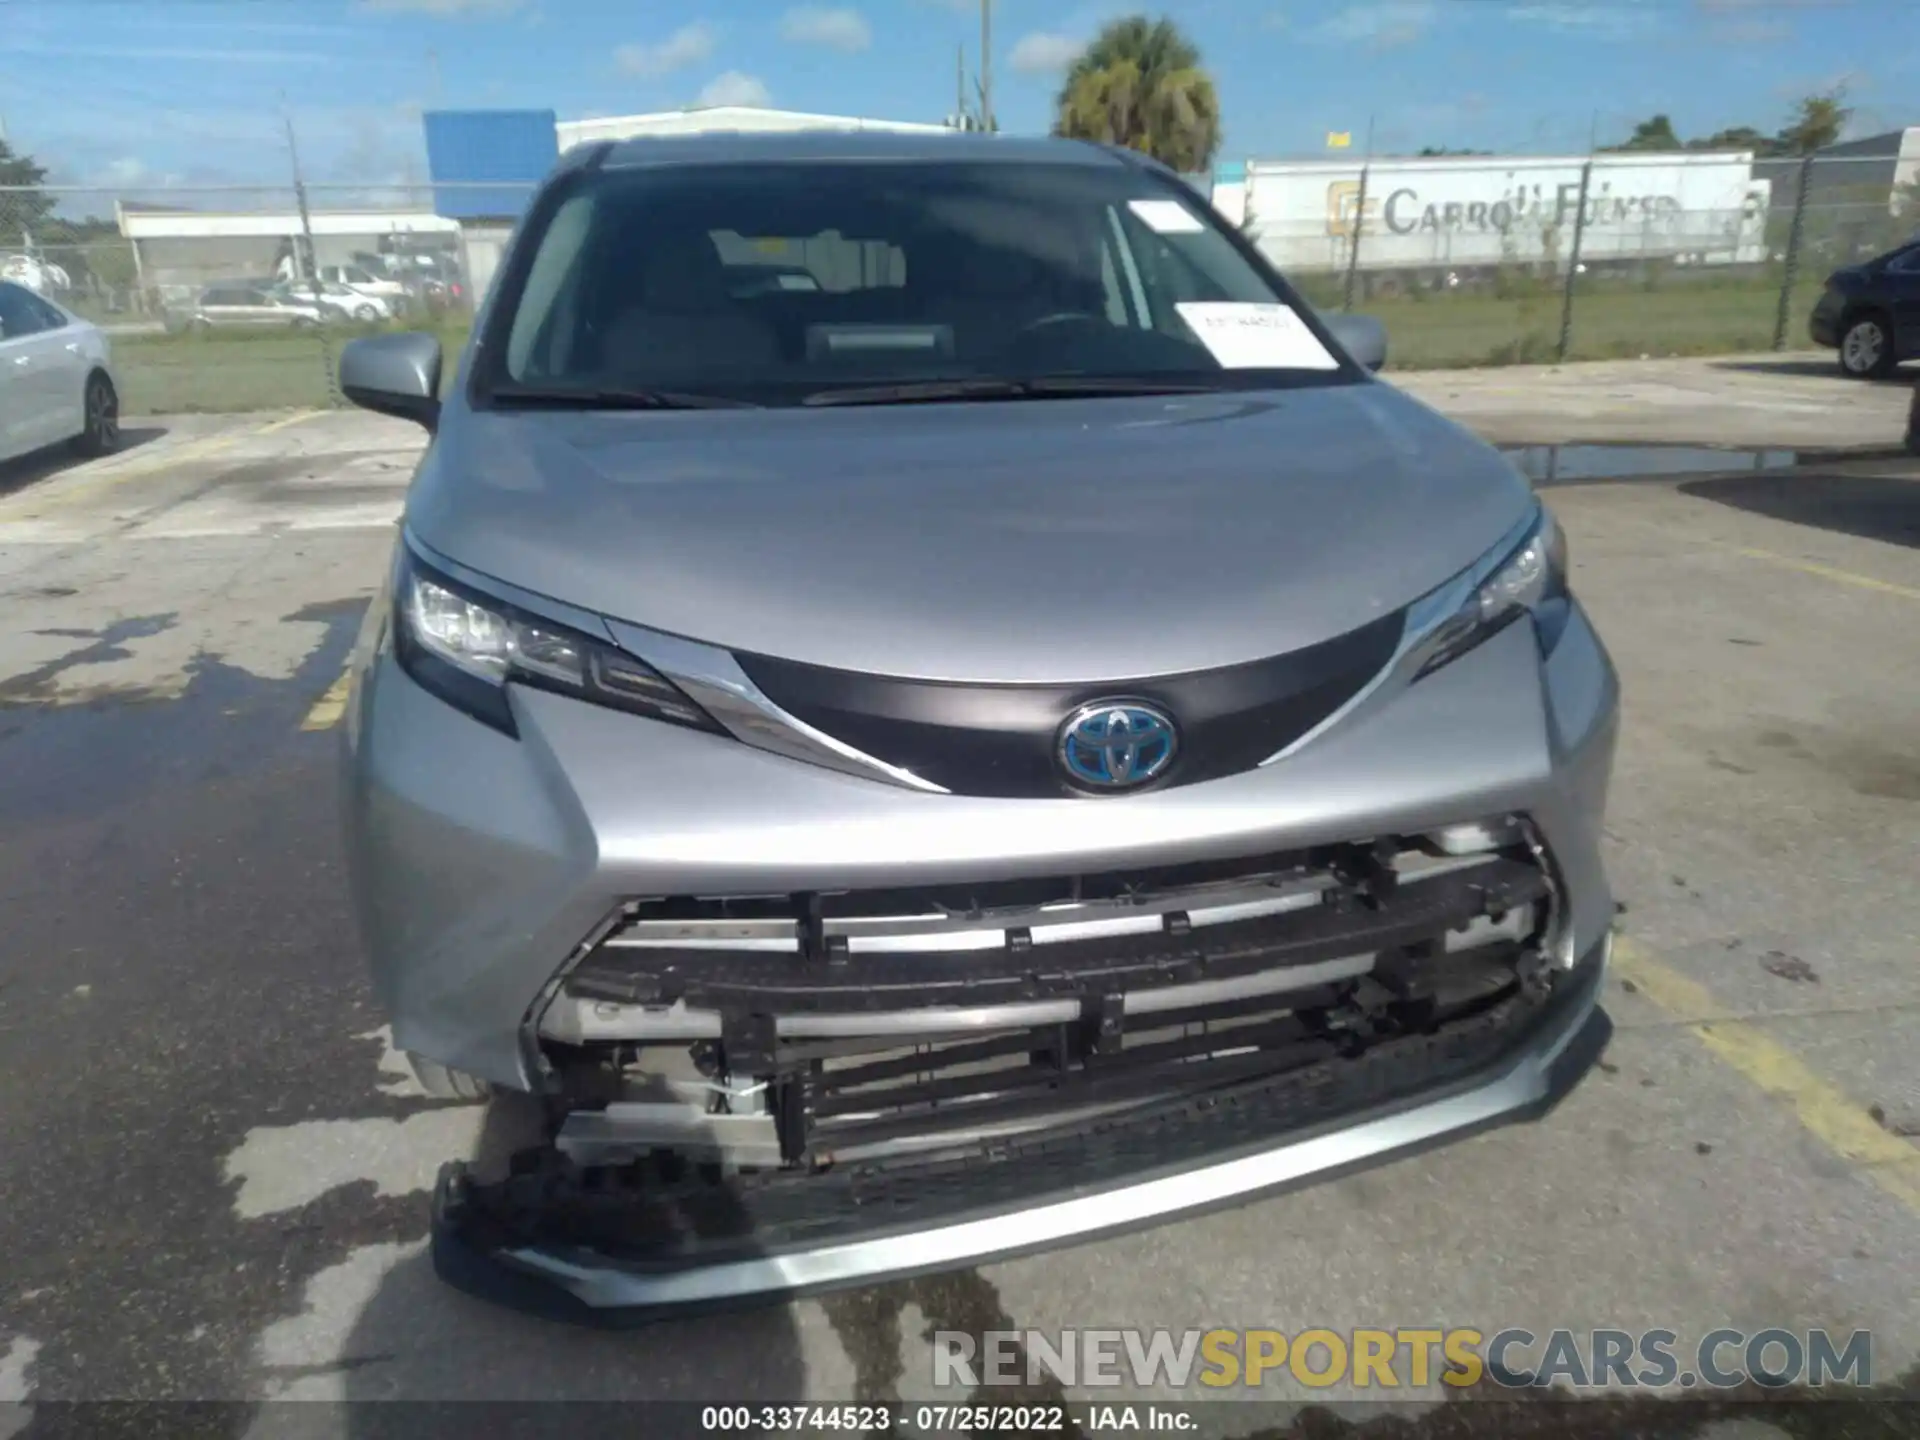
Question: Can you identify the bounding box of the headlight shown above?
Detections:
[392,545,722,738]
[1407,504,1569,680]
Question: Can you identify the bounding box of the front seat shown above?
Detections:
[601,231,780,379]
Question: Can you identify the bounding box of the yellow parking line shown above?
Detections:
[1612,938,1920,1214]
[254,408,324,435]
[0,409,323,519]
[300,667,354,731]
[1733,548,1920,602]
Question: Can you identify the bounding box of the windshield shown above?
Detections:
[482,159,1355,407]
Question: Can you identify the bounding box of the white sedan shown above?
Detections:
[0,280,120,465]
[280,282,390,323]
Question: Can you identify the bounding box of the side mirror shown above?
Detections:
[1320,312,1388,373]
[339,332,443,431]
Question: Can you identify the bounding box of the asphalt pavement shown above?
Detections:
[0,360,1917,1438]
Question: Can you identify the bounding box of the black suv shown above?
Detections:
[1811,239,1920,378]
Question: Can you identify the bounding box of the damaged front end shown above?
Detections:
[431,819,1610,1321]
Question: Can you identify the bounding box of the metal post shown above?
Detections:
[128,235,148,315]
[284,109,340,405]
[980,0,993,132]
[1555,159,1593,364]
[1340,115,1375,313]
[1341,164,1369,313]
[1772,153,1815,353]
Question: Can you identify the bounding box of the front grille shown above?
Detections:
[468,943,1598,1270]
[540,838,1557,1169]
[732,611,1406,799]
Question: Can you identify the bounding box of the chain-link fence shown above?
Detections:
[1232,150,1918,368]
[2,149,1914,415]
[0,181,508,415]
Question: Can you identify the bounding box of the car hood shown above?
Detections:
[407,382,1535,684]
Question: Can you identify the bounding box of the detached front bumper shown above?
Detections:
[432,934,1610,1324]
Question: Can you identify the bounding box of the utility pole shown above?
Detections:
[428,48,443,106]
[283,104,339,400]
[956,43,967,129]
[1340,113,1375,313]
[980,0,993,132]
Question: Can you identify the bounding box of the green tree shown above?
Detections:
[1688,126,1784,156]
[0,137,57,235]
[1051,16,1221,173]
[1602,114,1683,152]
[1778,88,1851,155]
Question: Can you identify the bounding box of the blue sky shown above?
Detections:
[0,0,1909,193]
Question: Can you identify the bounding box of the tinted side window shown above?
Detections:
[27,293,69,330]
[1885,247,1920,276]
[0,282,52,339]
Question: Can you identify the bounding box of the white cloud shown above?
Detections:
[781,6,872,51]
[95,157,152,186]
[357,0,522,14]
[1505,0,1660,37]
[1008,31,1084,74]
[616,22,718,78]
[696,70,773,108]
[1312,1,1436,47]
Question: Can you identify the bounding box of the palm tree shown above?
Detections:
[1051,16,1222,174]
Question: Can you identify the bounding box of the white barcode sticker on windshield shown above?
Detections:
[1127,199,1205,233]
[1174,302,1341,370]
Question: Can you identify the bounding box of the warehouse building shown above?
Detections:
[421,104,956,304]
[113,200,460,306]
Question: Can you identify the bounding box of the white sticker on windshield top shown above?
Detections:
[1174,302,1341,371]
[1127,199,1205,233]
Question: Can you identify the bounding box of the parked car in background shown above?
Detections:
[1810,240,1920,378]
[319,263,411,311]
[282,282,390,324]
[168,283,326,332]
[0,253,74,297]
[0,280,119,463]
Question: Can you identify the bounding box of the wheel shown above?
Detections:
[1838,312,1895,379]
[290,316,316,331]
[354,304,379,322]
[70,372,121,458]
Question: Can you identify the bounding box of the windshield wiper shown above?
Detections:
[801,376,1222,407]
[488,385,761,410]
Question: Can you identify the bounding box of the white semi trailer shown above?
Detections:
[1214,151,1771,290]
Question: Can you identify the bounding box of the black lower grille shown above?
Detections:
[547,843,1554,1169]
[732,612,1406,799]
[462,945,1598,1269]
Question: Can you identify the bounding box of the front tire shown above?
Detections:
[1838,312,1895,378]
[70,372,121,458]
[354,304,379,322]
